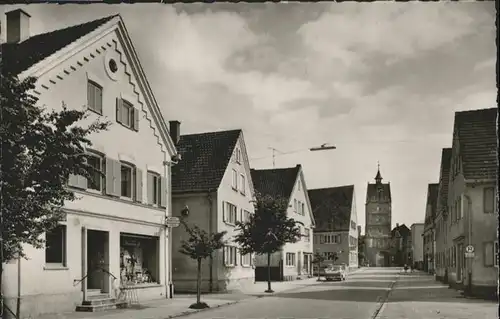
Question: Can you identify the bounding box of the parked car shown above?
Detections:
[323,264,347,281]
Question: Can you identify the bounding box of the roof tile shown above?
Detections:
[1,15,116,75]
[171,130,241,193]
[250,166,300,202]
[454,107,497,180]
[308,185,354,232]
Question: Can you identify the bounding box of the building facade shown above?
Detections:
[170,130,256,293]
[251,165,316,281]
[309,185,359,270]
[411,223,425,270]
[423,183,439,273]
[434,148,452,283]
[390,224,412,267]
[364,166,392,267]
[443,108,498,298]
[1,10,179,318]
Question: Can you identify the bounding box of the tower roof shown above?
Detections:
[375,161,383,182]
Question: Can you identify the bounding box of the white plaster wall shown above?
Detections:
[216,135,256,289]
[1,28,174,317]
[282,173,314,278]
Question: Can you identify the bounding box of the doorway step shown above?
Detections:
[75,289,128,312]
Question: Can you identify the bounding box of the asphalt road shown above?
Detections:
[181,267,399,319]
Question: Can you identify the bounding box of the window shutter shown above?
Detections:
[68,174,79,187]
[160,176,167,207]
[146,173,154,205]
[134,108,140,131]
[113,160,121,197]
[77,174,88,190]
[116,98,123,124]
[105,158,114,195]
[135,168,143,203]
[222,202,226,222]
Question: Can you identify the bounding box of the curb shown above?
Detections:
[164,300,240,319]
[370,274,399,319]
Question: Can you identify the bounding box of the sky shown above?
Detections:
[1,3,496,232]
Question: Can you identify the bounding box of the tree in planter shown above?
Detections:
[0,71,109,316]
[178,219,226,309]
[234,192,303,293]
[311,252,326,281]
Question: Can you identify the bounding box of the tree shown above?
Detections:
[311,252,325,281]
[0,71,109,316]
[234,192,303,293]
[178,219,226,309]
[358,235,366,266]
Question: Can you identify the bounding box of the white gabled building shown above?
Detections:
[1,9,180,317]
[250,165,316,281]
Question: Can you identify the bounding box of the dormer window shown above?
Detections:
[235,148,241,164]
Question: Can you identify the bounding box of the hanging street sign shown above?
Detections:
[465,245,474,253]
[166,217,181,228]
[465,252,475,258]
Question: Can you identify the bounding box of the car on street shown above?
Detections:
[322,264,347,281]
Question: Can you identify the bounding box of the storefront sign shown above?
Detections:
[465,252,475,258]
[166,217,180,228]
[123,239,140,247]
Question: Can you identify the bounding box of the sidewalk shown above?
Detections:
[377,271,498,319]
[36,274,334,319]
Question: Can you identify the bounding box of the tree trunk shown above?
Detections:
[317,262,321,281]
[0,260,3,318]
[266,252,273,292]
[196,258,202,305]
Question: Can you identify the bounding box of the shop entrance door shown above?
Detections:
[87,229,110,293]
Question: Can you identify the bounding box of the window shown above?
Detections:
[147,172,162,206]
[241,252,252,266]
[120,234,160,285]
[87,153,104,192]
[301,202,305,216]
[87,80,103,114]
[120,163,134,199]
[495,242,498,267]
[235,148,241,164]
[294,199,297,213]
[351,220,356,230]
[286,252,296,266]
[243,210,251,223]
[224,246,237,266]
[116,98,139,131]
[457,196,462,219]
[240,174,246,194]
[45,225,66,266]
[298,182,301,191]
[223,202,238,225]
[484,242,495,267]
[322,234,341,244]
[484,187,495,214]
[232,169,238,190]
[323,252,337,261]
[304,228,310,242]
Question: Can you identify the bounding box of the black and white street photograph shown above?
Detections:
[0,2,497,319]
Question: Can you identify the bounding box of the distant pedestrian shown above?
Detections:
[410,264,414,272]
[403,264,408,273]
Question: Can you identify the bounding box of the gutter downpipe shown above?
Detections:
[463,193,473,296]
[164,159,178,299]
[207,189,214,293]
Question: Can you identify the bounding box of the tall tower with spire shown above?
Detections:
[364,162,392,267]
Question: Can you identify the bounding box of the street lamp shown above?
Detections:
[310,143,337,151]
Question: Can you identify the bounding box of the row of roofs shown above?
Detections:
[1,11,356,228]
[424,107,497,225]
[171,130,356,227]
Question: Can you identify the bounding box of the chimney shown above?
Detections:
[6,9,31,43]
[169,120,181,145]
[396,223,399,228]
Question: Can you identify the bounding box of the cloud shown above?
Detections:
[298,3,479,62]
